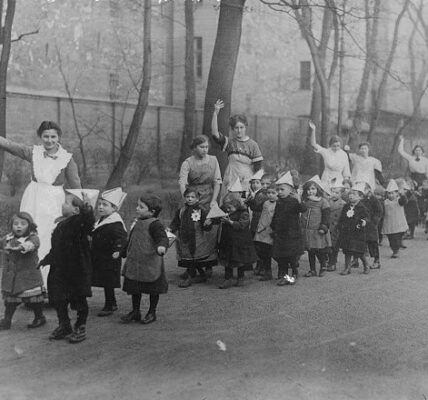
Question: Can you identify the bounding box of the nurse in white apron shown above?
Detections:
[0,121,81,288]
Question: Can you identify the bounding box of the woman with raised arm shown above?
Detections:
[398,135,428,188]
[0,121,81,287]
[309,120,350,186]
[211,99,263,201]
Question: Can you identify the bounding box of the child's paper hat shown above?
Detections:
[228,177,244,193]
[305,175,331,195]
[306,175,322,186]
[386,179,399,192]
[101,187,127,210]
[330,178,344,189]
[352,182,367,194]
[275,171,294,186]
[250,169,264,181]
[65,189,100,208]
[206,203,229,219]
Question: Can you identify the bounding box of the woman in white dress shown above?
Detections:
[398,135,428,188]
[344,142,385,190]
[309,121,351,186]
[0,121,81,286]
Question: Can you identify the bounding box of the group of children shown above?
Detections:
[0,168,422,342]
[0,187,169,343]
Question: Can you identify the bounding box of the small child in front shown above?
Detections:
[121,194,169,325]
[218,198,257,289]
[91,187,128,316]
[382,179,409,258]
[271,172,307,286]
[337,183,369,275]
[253,184,277,281]
[0,212,46,330]
[40,189,97,343]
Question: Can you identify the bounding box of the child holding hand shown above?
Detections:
[121,194,169,325]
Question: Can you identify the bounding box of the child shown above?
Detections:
[121,194,169,324]
[374,185,386,245]
[271,172,307,286]
[254,184,277,281]
[382,179,409,258]
[301,176,332,278]
[342,179,352,203]
[0,212,46,330]
[91,187,128,316]
[40,189,97,343]
[169,188,216,288]
[218,198,257,289]
[246,172,273,275]
[400,180,419,240]
[327,180,346,271]
[338,183,369,275]
[360,182,383,269]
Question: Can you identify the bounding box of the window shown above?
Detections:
[300,61,311,90]
[194,37,203,79]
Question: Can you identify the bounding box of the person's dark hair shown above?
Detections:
[358,142,370,149]
[229,114,248,129]
[11,212,38,235]
[37,121,62,137]
[328,135,342,147]
[302,181,322,201]
[222,198,243,211]
[412,145,424,155]
[139,194,163,217]
[183,187,200,198]
[261,174,274,182]
[65,193,85,210]
[190,135,209,150]
[267,184,277,191]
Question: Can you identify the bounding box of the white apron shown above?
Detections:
[20,145,72,288]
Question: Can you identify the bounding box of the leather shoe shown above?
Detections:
[141,312,156,324]
[27,316,47,329]
[120,310,141,323]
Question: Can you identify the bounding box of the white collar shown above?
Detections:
[93,212,127,232]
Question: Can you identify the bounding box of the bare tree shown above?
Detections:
[178,0,196,167]
[105,0,152,189]
[201,0,247,173]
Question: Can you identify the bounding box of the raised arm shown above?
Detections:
[0,136,32,161]
[309,120,318,150]
[211,99,224,140]
[398,136,412,162]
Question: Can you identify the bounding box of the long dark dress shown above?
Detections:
[338,202,368,255]
[40,206,94,306]
[91,213,127,288]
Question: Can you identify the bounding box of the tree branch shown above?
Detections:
[11,29,39,43]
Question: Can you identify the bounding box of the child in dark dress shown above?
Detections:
[91,187,128,316]
[218,198,257,289]
[121,194,169,325]
[169,188,215,288]
[338,183,369,275]
[0,212,46,330]
[40,189,97,343]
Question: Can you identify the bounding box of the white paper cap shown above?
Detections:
[206,203,229,219]
[228,177,244,192]
[65,189,100,208]
[101,187,127,209]
[386,179,399,192]
[276,171,294,186]
[250,169,264,181]
[352,182,367,194]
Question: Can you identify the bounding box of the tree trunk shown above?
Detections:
[178,0,196,168]
[202,0,246,174]
[367,0,409,142]
[105,0,152,189]
[0,0,16,180]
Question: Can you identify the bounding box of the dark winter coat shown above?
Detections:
[404,191,420,225]
[271,195,307,259]
[361,195,383,242]
[40,206,95,304]
[338,201,368,255]
[1,233,43,296]
[246,189,269,235]
[91,214,127,288]
[328,197,346,247]
[218,208,257,267]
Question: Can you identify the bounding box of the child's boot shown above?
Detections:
[362,258,370,274]
[120,309,142,323]
[49,323,73,340]
[0,303,17,330]
[318,255,327,277]
[370,258,381,269]
[141,312,156,324]
[27,303,47,328]
[68,324,86,343]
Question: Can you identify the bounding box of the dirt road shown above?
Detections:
[1,230,428,400]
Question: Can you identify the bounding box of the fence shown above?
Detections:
[5,90,307,185]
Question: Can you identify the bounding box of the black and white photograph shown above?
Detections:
[0,0,428,399]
